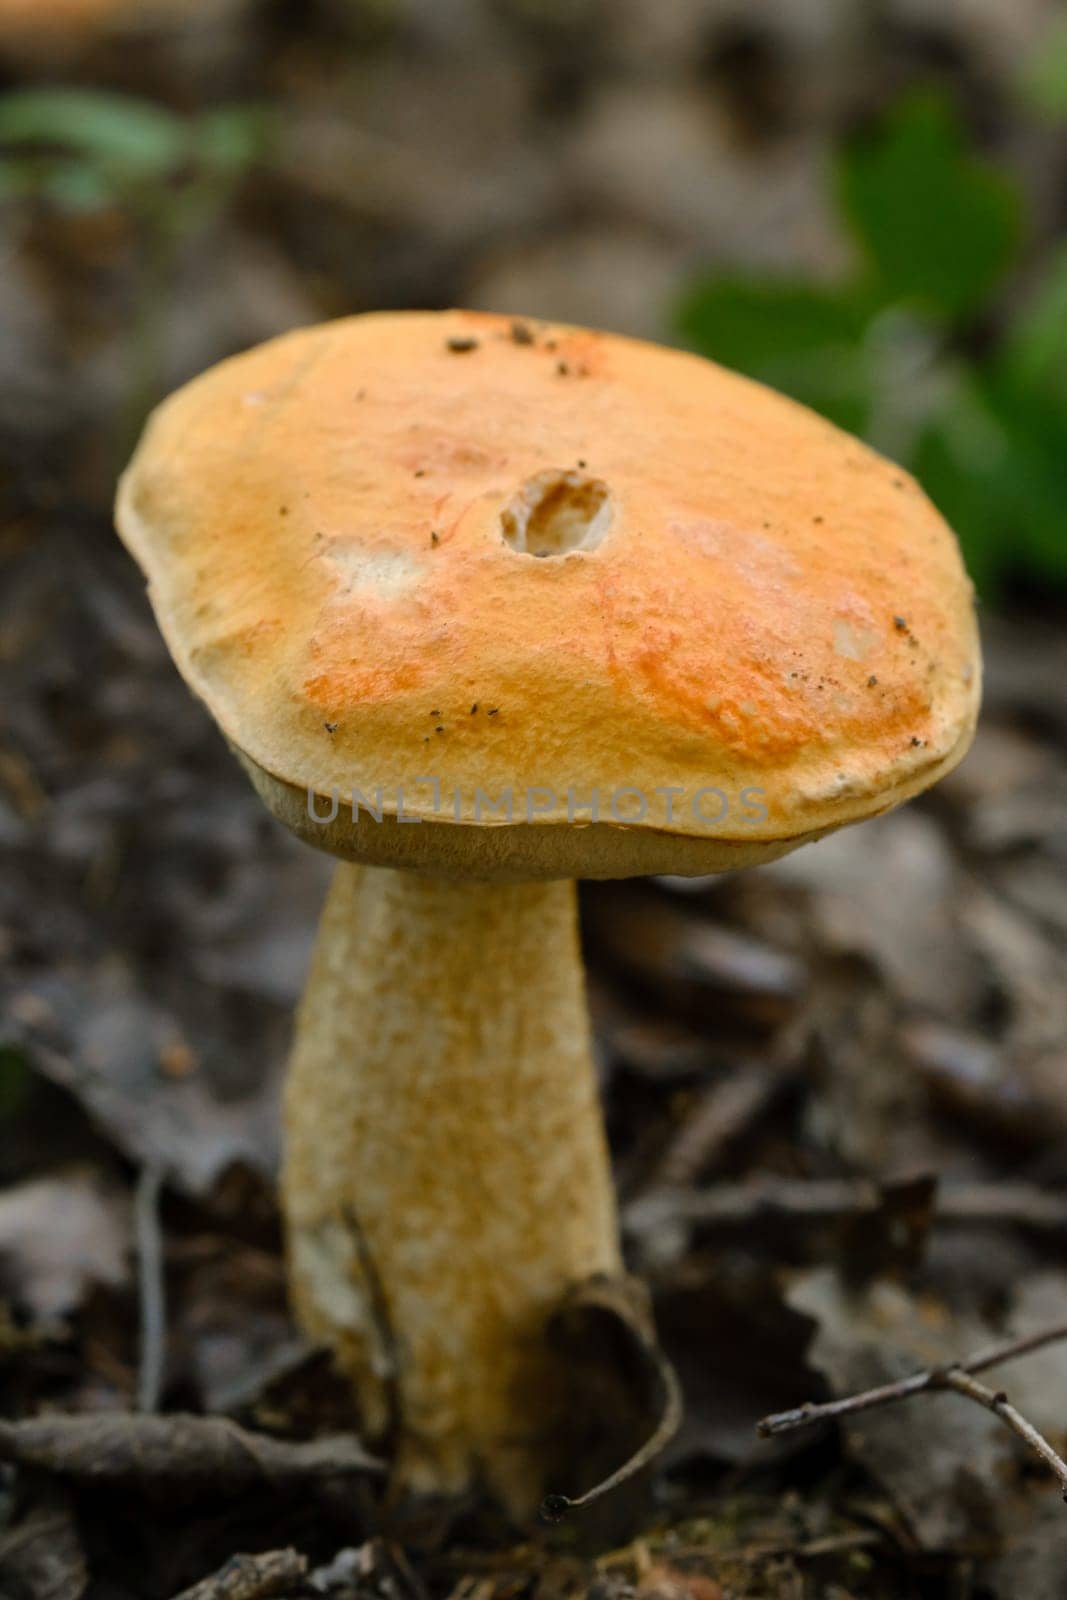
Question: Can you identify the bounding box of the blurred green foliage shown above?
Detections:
[678,92,1067,594]
[0,89,271,218]
[0,89,274,448]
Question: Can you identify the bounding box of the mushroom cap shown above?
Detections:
[116,309,980,882]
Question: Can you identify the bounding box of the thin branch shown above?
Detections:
[0,1411,384,1487]
[135,1163,166,1413]
[757,1318,1067,1438]
[659,1529,886,1568]
[758,1319,1067,1502]
[714,1529,884,1565]
[935,1367,1067,1499]
[650,1063,784,1190]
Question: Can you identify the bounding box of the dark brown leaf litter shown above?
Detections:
[584,881,807,1033]
[5,974,288,1195]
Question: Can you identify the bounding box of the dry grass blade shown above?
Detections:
[541,1276,683,1521]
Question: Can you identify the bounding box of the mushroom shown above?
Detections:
[115,309,981,1514]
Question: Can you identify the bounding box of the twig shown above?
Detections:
[758,1318,1067,1437]
[171,1548,307,1600]
[660,1529,884,1565]
[758,1318,1067,1501]
[136,1163,167,1413]
[0,1411,384,1488]
[650,1063,784,1189]
[935,1368,1067,1500]
[708,1529,884,1564]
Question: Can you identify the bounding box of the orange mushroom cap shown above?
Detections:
[116,309,980,880]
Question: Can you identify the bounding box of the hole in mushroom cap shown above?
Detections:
[501,471,613,558]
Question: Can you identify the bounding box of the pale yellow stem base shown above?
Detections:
[283,864,622,1515]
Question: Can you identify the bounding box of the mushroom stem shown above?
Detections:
[282,863,621,1514]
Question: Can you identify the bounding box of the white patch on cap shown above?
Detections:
[328,545,422,597]
[834,619,879,662]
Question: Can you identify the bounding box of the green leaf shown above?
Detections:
[986,386,1067,578]
[999,246,1067,414]
[675,278,875,434]
[677,277,871,370]
[837,93,1023,321]
[917,367,1067,592]
[0,89,187,179]
[192,106,276,179]
[0,155,120,210]
[914,377,1014,593]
